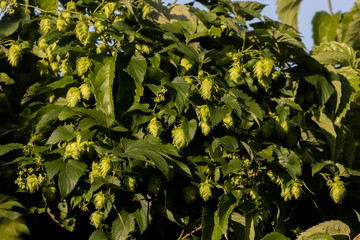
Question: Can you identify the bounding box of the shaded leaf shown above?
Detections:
[89,230,109,240]
[46,125,76,145]
[58,160,87,199]
[276,0,302,30]
[125,52,147,103]
[168,77,190,113]
[0,143,23,156]
[305,75,335,106]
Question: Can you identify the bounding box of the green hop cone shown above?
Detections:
[44,186,57,202]
[329,179,346,203]
[89,162,101,183]
[281,184,292,201]
[76,57,91,76]
[56,16,69,32]
[50,61,59,74]
[229,66,241,84]
[96,43,107,54]
[199,180,212,201]
[100,155,111,177]
[38,37,48,50]
[104,2,117,19]
[90,211,104,229]
[66,87,81,108]
[40,17,52,35]
[67,1,76,11]
[75,19,89,43]
[8,42,22,67]
[180,56,193,71]
[291,181,303,200]
[64,142,81,160]
[93,191,106,210]
[79,83,91,101]
[199,121,211,136]
[125,176,137,192]
[172,125,186,149]
[26,174,41,193]
[147,117,161,138]
[223,114,234,128]
[95,20,107,34]
[200,77,213,100]
[61,59,73,76]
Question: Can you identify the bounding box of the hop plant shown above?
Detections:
[89,162,102,183]
[93,191,106,210]
[280,182,292,201]
[8,42,22,67]
[125,176,137,192]
[90,211,104,229]
[79,83,91,101]
[172,125,186,149]
[64,142,81,160]
[61,59,73,76]
[200,77,213,100]
[50,61,59,75]
[147,117,161,138]
[76,57,92,76]
[199,180,212,201]
[40,17,52,35]
[180,56,193,71]
[104,2,117,19]
[75,18,89,43]
[328,176,346,203]
[199,121,211,136]
[253,58,275,80]
[44,186,57,202]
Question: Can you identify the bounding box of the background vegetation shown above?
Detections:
[1,0,360,239]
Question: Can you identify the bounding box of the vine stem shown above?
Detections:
[181,226,202,239]
[328,0,333,16]
[18,3,89,19]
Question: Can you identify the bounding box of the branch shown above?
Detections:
[181,226,202,239]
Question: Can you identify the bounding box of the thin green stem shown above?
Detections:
[328,0,333,16]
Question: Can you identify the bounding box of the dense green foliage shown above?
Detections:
[1,0,360,239]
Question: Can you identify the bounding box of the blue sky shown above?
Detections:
[162,0,356,50]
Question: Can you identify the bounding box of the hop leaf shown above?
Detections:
[76,57,92,76]
[262,120,274,138]
[182,185,197,204]
[79,83,91,101]
[8,42,22,67]
[66,87,81,108]
[75,19,89,43]
[148,175,162,194]
[172,125,186,149]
